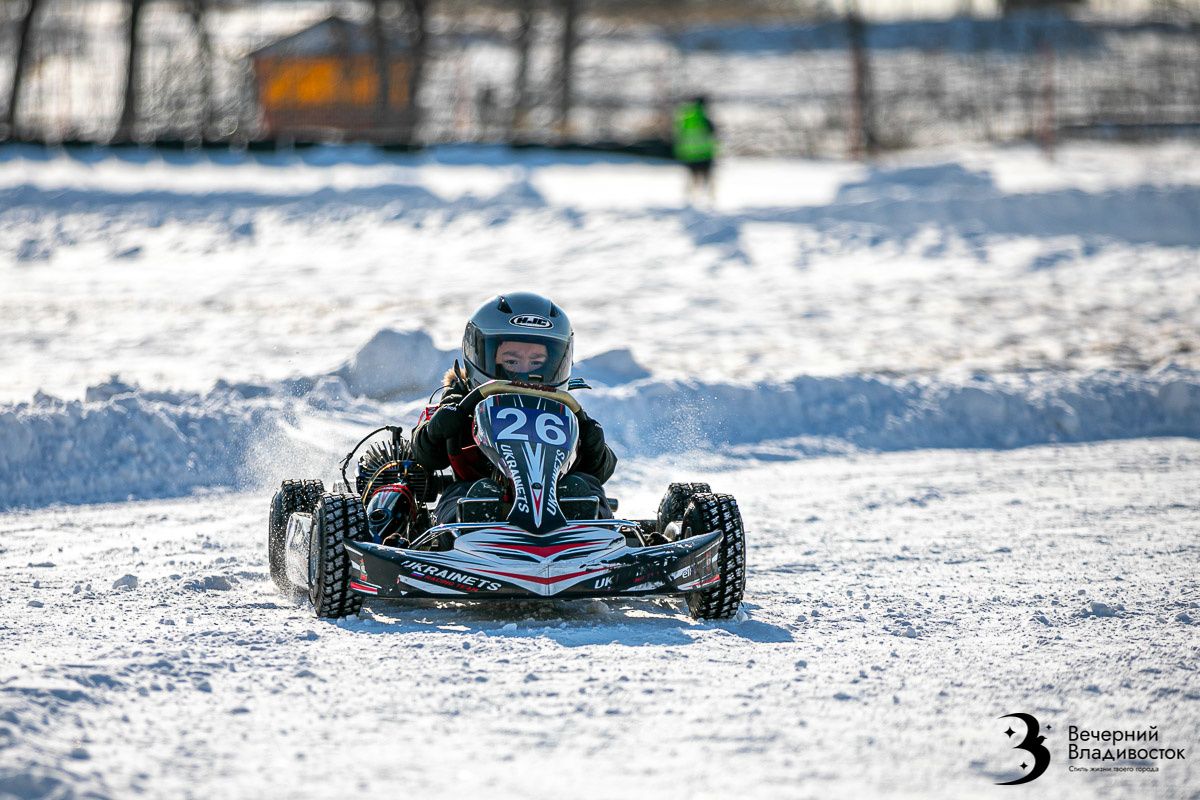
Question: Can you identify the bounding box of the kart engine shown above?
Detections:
[356,439,439,543]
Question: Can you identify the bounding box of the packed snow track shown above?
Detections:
[1,440,1197,799]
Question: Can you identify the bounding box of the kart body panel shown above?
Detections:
[341,522,723,599]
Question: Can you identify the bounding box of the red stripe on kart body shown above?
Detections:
[349,581,379,595]
[485,540,609,558]
[475,567,602,586]
[687,574,722,589]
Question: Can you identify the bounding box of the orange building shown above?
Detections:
[250,16,411,141]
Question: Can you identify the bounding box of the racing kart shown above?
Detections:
[267,379,746,621]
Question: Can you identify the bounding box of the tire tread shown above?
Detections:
[310,492,366,619]
[656,482,712,534]
[268,479,324,593]
[681,492,746,621]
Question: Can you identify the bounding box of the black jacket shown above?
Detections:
[411,367,618,484]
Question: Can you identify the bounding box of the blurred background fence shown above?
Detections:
[2,0,1199,156]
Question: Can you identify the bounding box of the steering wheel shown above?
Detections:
[445,380,584,460]
[458,380,582,416]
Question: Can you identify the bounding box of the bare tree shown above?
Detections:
[5,0,42,138]
[402,0,429,145]
[557,0,577,137]
[371,0,392,138]
[510,0,535,138]
[116,0,147,141]
[847,11,875,158]
[187,0,213,137]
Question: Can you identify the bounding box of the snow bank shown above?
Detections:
[332,328,456,400]
[586,368,1200,454]
[574,349,652,387]
[0,390,284,509]
[2,364,1198,510]
[740,174,1200,248]
[331,334,653,398]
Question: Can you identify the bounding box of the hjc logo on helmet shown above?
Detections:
[509,314,553,329]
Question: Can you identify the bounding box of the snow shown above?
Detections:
[1,440,1198,797]
[0,388,290,509]
[675,14,1107,54]
[1,141,1198,797]
[573,348,652,386]
[333,328,456,399]
[2,142,1197,404]
[2,364,1198,510]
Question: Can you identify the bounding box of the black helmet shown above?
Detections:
[462,292,573,388]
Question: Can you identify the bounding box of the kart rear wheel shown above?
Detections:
[680,493,746,621]
[657,482,712,537]
[268,479,324,594]
[309,492,367,619]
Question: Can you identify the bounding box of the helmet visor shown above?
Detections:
[471,334,571,386]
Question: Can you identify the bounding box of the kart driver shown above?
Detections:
[410,292,617,526]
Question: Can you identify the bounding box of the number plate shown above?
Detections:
[489,406,570,446]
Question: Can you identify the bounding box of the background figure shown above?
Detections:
[673,95,718,204]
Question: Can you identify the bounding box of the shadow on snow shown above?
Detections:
[330,597,795,647]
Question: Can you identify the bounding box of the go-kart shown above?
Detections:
[268,379,746,620]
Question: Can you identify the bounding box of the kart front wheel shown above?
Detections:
[268,479,324,594]
[309,492,367,619]
[680,493,746,621]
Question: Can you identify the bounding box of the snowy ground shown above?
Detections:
[2,141,1198,401]
[1,440,1197,798]
[1,141,1198,798]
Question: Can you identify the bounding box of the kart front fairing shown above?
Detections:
[345,522,723,598]
[342,390,726,599]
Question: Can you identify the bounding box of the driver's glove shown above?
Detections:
[425,404,466,442]
[577,410,608,460]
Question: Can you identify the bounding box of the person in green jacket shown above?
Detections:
[674,95,718,203]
